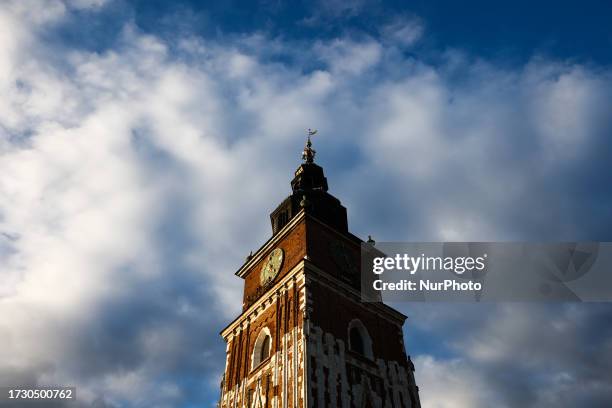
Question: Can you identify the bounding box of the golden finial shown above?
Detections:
[302,129,317,163]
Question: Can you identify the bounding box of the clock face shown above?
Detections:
[260,248,284,285]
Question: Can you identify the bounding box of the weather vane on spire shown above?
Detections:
[302,128,317,163]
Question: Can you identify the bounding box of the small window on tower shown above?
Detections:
[348,319,374,359]
[247,389,253,406]
[349,327,365,355]
[260,335,270,361]
[277,210,289,230]
[252,327,272,369]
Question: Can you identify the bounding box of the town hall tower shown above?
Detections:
[219,135,421,408]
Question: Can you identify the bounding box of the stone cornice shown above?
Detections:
[303,260,408,325]
[235,210,306,278]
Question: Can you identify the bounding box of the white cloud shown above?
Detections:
[381,15,424,47]
[315,38,383,75]
[1,1,612,406]
[524,62,612,160]
[414,355,502,408]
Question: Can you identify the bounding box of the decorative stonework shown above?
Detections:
[307,325,419,408]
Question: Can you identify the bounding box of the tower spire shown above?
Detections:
[302,129,317,163]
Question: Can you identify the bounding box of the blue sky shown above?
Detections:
[51,0,612,64]
[1,1,612,407]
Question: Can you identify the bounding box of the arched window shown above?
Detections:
[350,326,365,355]
[252,327,272,369]
[260,334,270,361]
[348,319,373,359]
